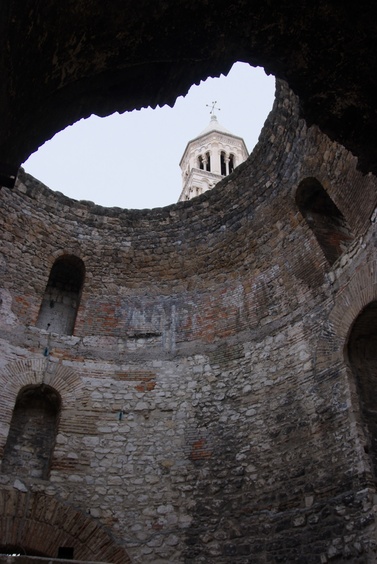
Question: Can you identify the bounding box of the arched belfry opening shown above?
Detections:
[229,153,235,174]
[2,385,61,480]
[296,177,354,265]
[347,301,377,482]
[36,255,85,335]
[220,151,227,176]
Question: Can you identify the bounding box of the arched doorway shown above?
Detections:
[347,301,377,480]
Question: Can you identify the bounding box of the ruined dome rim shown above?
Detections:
[17,80,280,221]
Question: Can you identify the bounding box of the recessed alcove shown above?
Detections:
[2,385,61,480]
[23,63,275,209]
[36,255,85,335]
[296,177,354,265]
[347,301,377,482]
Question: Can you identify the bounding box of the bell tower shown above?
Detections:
[178,106,249,201]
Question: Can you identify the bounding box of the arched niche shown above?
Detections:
[296,177,354,265]
[36,255,85,335]
[1,385,61,480]
[347,301,377,480]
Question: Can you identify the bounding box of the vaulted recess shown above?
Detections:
[36,255,85,335]
[296,177,354,265]
[2,385,61,480]
[347,301,377,481]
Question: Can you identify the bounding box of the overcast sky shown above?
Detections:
[23,63,275,210]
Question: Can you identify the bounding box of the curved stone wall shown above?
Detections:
[1,82,377,562]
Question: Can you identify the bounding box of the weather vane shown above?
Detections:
[206,101,221,115]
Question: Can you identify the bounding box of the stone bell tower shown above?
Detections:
[178,107,249,201]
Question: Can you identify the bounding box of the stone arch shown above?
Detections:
[36,254,85,335]
[2,384,61,480]
[315,259,377,372]
[0,358,84,455]
[295,177,354,265]
[312,260,377,483]
[0,488,131,562]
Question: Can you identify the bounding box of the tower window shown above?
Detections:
[36,255,85,335]
[198,155,204,170]
[295,177,354,265]
[220,152,226,176]
[206,152,211,172]
[229,154,235,173]
[2,385,61,480]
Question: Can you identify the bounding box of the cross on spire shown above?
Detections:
[206,101,221,116]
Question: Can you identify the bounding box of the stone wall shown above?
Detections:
[1,82,377,562]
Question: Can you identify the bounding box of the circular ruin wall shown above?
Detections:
[1,82,377,562]
[1,82,374,344]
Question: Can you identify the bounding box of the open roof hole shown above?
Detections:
[23,63,275,210]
